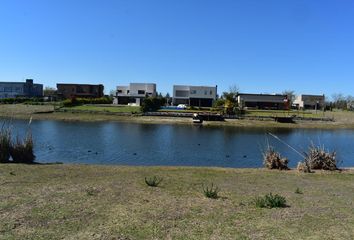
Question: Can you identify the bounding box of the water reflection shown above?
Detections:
[3,119,354,168]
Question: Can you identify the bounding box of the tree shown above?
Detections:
[109,89,116,97]
[221,85,240,114]
[165,93,172,106]
[43,87,56,97]
[282,90,295,109]
[140,97,165,112]
[282,90,295,103]
[332,93,347,110]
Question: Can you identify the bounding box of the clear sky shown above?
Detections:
[1,0,353,98]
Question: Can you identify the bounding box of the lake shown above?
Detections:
[4,119,354,168]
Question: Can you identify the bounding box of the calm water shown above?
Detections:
[4,119,354,168]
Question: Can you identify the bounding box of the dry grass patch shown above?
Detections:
[0,165,353,239]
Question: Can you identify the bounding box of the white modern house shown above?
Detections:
[293,94,325,110]
[0,79,43,99]
[172,85,217,107]
[236,93,289,110]
[113,83,157,106]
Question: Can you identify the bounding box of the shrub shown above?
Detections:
[305,145,338,171]
[10,133,35,163]
[0,127,11,163]
[141,97,165,112]
[263,147,289,170]
[145,176,163,187]
[203,183,220,199]
[62,97,113,107]
[255,193,287,208]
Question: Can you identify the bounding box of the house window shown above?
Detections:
[190,90,197,94]
[175,90,189,97]
[210,90,213,95]
[204,90,208,95]
[4,87,12,92]
[138,90,145,95]
[77,86,84,93]
[117,90,123,93]
[127,90,130,94]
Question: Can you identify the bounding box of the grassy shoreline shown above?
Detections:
[0,164,353,239]
[1,104,354,129]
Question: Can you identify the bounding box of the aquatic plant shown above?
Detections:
[0,126,11,163]
[263,147,289,170]
[10,132,35,163]
[297,161,312,173]
[305,144,338,171]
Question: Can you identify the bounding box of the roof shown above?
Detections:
[57,83,103,86]
[237,93,286,97]
[173,85,217,88]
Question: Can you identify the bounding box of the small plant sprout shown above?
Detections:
[145,176,163,187]
[203,183,220,199]
[254,193,287,208]
[295,187,303,194]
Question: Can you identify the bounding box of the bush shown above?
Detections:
[10,133,35,163]
[145,176,163,187]
[254,193,287,208]
[0,97,44,104]
[141,97,165,112]
[305,145,338,171]
[203,183,220,199]
[62,97,113,107]
[0,127,11,163]
[263,147,289,170]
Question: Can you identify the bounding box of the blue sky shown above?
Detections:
[0,0,353,98]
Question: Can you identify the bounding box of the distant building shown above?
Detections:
[113,83,157,106]
[237,93,288,110]
[56,83,104,99]
[0,79,43,99]
[172,85,217,107]
[293,94,325,110]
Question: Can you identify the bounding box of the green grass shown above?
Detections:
[0,165,353,239]
[244,109,326,119]
[63,105,141,113]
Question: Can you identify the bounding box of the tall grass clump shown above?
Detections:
[263,147,289,170]
[254,193,287,208]
[10,132,35,164]
[203,183,220,199]
[0,126,11,163]
[304,144,338,171]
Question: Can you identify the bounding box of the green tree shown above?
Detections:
[141,97,165,112]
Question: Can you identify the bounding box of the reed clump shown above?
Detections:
[0,122,36,164]
[297,161,312,173]
[263,147,289,170]
[0,127,11,163]
[304,145,338,171]
[10,133,35,163]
